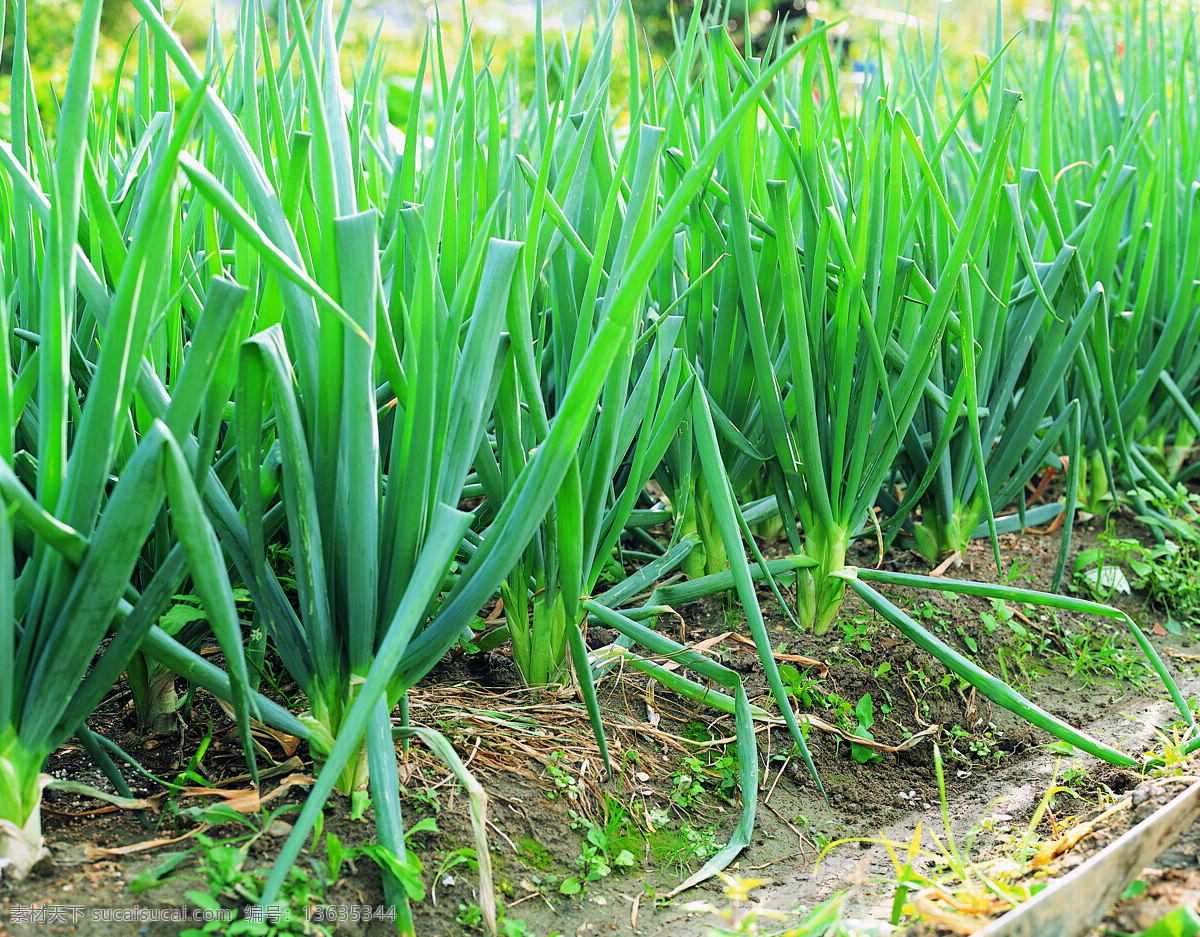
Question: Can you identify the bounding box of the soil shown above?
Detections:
[4,506,1200,937]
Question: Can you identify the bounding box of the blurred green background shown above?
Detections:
[0,0,1154,141]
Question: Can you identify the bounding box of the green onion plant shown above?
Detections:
[0,0,258,880]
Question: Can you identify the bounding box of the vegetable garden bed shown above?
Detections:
[1,0,1199,934]
[5,515,1200,937]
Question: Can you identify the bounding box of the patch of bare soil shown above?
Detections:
[4,509,1200,937]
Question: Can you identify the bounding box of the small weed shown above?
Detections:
[1054,623,1151,688]
[676,723,739,802]
[670,756,708,811]
[778,664,857,732]
[1147,722,1194,774]
[517,871,562,900]
[794,815,842,854]
[945,722,1004,767]
[649,823,720,872]
[681,719,714,743]
[1073,518,1200,624]
[498,917,542,937]
[458,902,545,937]
[710,751,739,803]
[722,604,743,633]
[598,794,644,863]
[138,808,421,937]
[848,693,884,765]
[1046,761,1090,809]
[431,845,481,904]
[989,601,1052,691]
[407,785,442,814]
[457,903,486,930]
[1061,763,1088,787]
[912,600,953,631]
[777,664,828,709]
[177,832,331,937]
[903,659,933,696]
[839,614,878,652]
[1004,558,1036,586]
[543,750,579,801]
[560,811,635,894]
[667,748,743,810]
